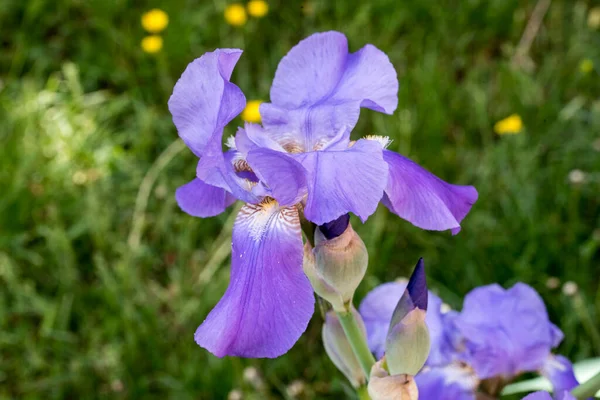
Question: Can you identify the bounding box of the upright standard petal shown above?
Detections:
[455,283,562,379]
[175,178,236,217]
[293,139,388,225]
[261,31,398,151]
[168,49,246,157]
[381,150,477,234]
[194,200,314,358]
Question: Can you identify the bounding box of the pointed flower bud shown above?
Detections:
[368,357,419,400]
[305,216,368,311]
[322,309,366,387]
[385,258,431,376]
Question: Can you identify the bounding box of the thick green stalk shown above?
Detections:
[357,385,371,400]
[571,370,600,399]
[335,307,376,380]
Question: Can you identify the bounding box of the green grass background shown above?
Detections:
[1,0,599,398]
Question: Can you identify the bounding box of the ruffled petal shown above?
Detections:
[541,355,579,393]
[455,283,561,379]
[261,31,398,151]
[415,364,478,400]
[175,178,236,217]
[168,49,245,157]
[196,151,261,204]
[293,139,388,225]
[381,150,478,234]
[246,148,307,206]
[194,201,314,358]
[270,31,348,108]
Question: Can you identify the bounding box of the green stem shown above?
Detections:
[571,370,600,399]
[357,385,371,400]
[335,308,376,380]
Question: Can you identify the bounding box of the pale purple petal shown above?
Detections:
[455,283,562,379]
[194,202,314,358]
[261,31,398,151]
[521,392,576,400]
[415,364,478,400]
[292,140,388,224]
[382,150,477,234]
[269,31,348,108]
[168,49,245,157]
[175,178,236,217]
[541,355,579,393]
[246,148,307,206]
[236,123,286,155]
[196,152,261,204]
[522,392,553,400]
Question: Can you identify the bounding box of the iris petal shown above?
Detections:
[168,49,246,157]
[293,139,388,225]
[194,201,314,358]
[381,150,477,234]
[261,31,398,151]
[175,178,236,217]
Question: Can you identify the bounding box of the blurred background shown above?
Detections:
[1,0,599,398]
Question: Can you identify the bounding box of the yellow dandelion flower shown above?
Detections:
[247,0,269,18]
[241,100,263,123]
[580,59,594,74]
[141,9,169,33]
[224,4,247,26]
[494,114,523,135]
[141,35,163,54]
[588,7,600,29]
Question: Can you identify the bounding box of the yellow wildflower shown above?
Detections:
[247,0,269,18]
[241,100,263,123]
[580,59,594,74]
[588,7,600,29]
[141,35,163,54]
[494,114,523,135]
[224,4,247,26]
[141,9,169,33]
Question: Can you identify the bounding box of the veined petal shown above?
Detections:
[382,150,477,234]
[175,178,236,217]
[246,148,307,206]
[270,31,348,108]
[262,31,398,151]
[196,152,261,204]
[293,139,388,225]
[168,49,245,157]
[455,283,562,379]
[415,364,478,400]
[541,355,579,393]
[194,201,314,358]
[236,123,286,155]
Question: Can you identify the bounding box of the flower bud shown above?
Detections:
[368,358,418,400]
[322,309,366,387]
[385,258,431,376]
[303,243,344,310]
[307,218,367,311]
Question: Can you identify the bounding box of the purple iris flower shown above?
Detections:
[541,355,580,394]
[358,280,454,366]
[414,364,479,400]
[168,31,477,358]
[522,391,576,400]
[454,283,564,380]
